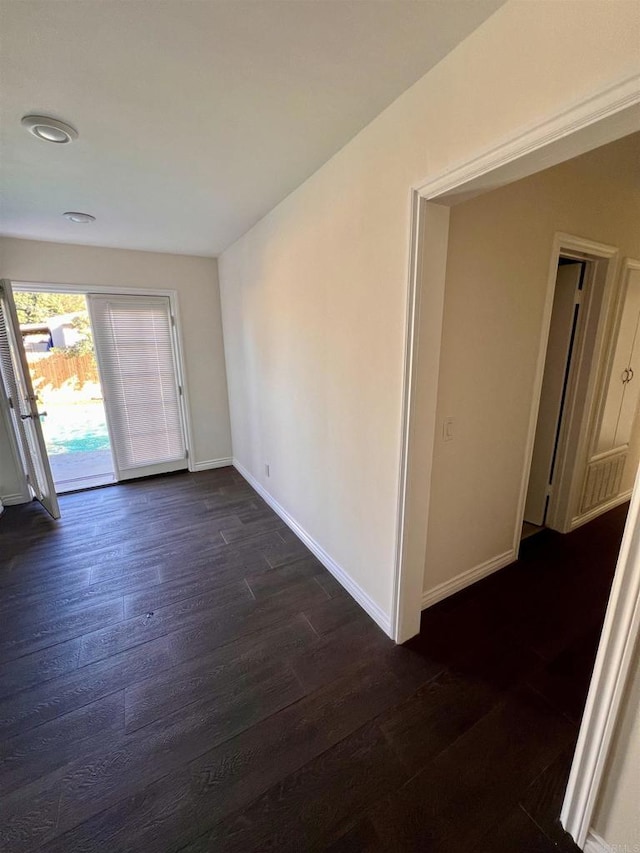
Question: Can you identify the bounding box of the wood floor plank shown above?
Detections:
[0,771,63,852]
[0,690,124,795]
[244,556,325,599]
[0,585,123,627]
[303,589,367,636]
[377,668,502,777]
[472,806,560,853]
[36,660,420,853]
[183,721,408,853]
[0,567,93,609]
[123,552,270,618]
[288,616,442,695]
[370,686,575,852]
[0,636,81,699]
[55,663,304,838]
[260,535,313,568]
[78,580,255,664]
[124,616,316,731]
[325,819,385,852]
[525,626,603,724]
[314,571,351,599]
[0,632,175,738]
[79,575,327,666]
[3,664,304,853]
[0,597,124,662]
[219,515,285,544]
[520,747,582,852]
[86,564,162,597]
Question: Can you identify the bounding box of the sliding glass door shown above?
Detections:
[87,294,188,480]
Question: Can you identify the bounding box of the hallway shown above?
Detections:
[0,468,625,851]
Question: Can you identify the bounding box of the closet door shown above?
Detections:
[614,267,640,448]
[87,294,188,481]
[596,263,640,454]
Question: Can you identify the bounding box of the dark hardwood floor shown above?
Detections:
[0,468,627,852]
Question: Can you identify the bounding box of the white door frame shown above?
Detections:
[561,461,640,847]
[391,74,640,847]
[525,235,619,537]
[9,280,196,478]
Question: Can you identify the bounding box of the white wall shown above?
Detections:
[219,0,640,625]
[426,133,640,594]
[592,638,640,849]
[0,237,232,499]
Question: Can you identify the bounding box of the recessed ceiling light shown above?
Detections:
[21,115,78,144]
[63,212,96,224]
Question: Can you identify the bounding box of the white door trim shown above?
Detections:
[414,73,640,204]
[518,235,619,544]
[392,195,450,641]
[560,463,640,847]
[11,280,196,475]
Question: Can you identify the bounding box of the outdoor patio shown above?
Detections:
[48,448,114,493]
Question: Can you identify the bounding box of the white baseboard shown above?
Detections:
[570,489,633,531]
[421,549,516,610]
[190,457,233,472]
[232,458,392,637]
[583,830,612,853]
[0,492,30,506]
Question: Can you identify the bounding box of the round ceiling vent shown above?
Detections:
[63,212,96,224]
[21,115,78,144]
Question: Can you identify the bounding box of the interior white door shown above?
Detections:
[596,265,640,454]
[0,279,60,519]
[524,263,582,526]
[87,294,188,481]
[613,268,640,449]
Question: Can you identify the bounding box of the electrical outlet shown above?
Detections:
[265,462,270,477]
[443,417,454,441]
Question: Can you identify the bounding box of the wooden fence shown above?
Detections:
[27,352,99,389]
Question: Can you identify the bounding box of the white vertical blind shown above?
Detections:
[0,294,40,490]
[88,295,186,476]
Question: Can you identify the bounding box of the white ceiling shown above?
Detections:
[0,0,504,257]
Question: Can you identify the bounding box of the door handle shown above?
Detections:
[628,368,634,383]
[622,368,630,383]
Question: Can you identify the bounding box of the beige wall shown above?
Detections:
[219,0,640,621]
[593,638,640,848]
[0,237,232,498]
[426,133,640,593]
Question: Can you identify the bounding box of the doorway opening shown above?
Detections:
[523,259,587,538]
[0,280,191,518]
[15,289,115,493]
[396,118,640,848]
[519,236,636,546]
